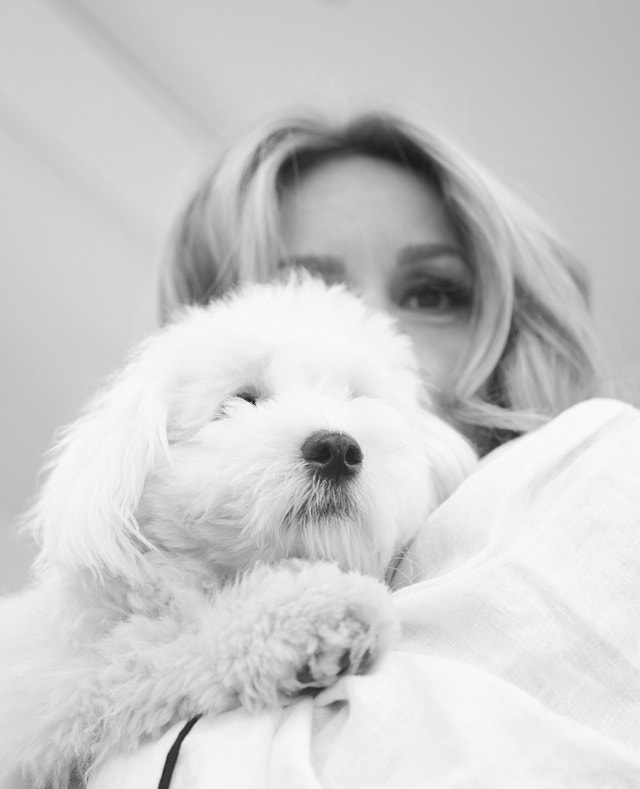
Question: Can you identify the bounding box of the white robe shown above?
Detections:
[90,398,640,789]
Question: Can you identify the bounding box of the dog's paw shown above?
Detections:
[217,561,398,707]
[294,622,376,694]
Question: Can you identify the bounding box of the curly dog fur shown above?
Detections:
[0,277,476,787]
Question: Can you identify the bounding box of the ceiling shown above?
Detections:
[2,0,639,590]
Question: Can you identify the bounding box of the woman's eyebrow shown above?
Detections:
[398,243,464,266]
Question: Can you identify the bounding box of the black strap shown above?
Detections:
[157,715,203,789]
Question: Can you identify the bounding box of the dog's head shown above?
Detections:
[31,277,476,586]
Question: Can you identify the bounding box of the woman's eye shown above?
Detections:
[399,280,472,315]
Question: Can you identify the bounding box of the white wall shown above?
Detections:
[2,0,639,591]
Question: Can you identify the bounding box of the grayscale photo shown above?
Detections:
[1,1,639,786]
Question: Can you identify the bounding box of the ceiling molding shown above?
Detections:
[1,92,155,251]
[45,0,214,146]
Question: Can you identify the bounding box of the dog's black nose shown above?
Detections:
[301,430,363,481]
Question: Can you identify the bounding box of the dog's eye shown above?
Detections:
[234,389,259,406]
[213,388,264,421]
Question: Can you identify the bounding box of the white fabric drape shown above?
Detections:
[90,399,640,789]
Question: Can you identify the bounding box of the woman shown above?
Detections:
[90,112,640,788]
[159,110,606,454]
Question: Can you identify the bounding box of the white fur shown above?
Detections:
[0,277,476,787]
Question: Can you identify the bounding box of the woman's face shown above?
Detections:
[279,155,474,396]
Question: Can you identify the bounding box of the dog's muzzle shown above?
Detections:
[301,430,363,483]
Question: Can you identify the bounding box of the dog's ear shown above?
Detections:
[28,347,169,581]
[387,414,477,590]
[420,413,478,504]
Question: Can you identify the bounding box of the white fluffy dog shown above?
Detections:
[0,277,476,787]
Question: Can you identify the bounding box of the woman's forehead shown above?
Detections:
[278,154,458,254]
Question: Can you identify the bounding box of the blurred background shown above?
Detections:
[2,0,639,592]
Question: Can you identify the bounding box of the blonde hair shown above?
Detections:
[160,110,606,452]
